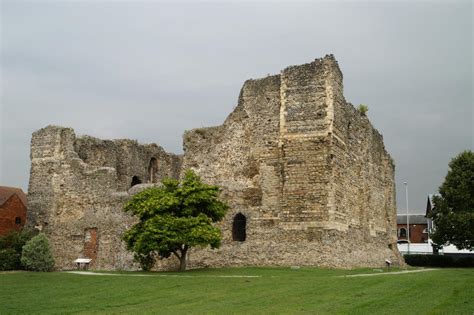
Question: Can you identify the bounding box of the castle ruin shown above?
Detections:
[27,55,403,270]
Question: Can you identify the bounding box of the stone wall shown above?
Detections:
[181,55,402,269]
[27,126,182,270]
[28,55,402,270]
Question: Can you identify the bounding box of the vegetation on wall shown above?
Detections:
[123,170,229,271]
[357,104,369,115]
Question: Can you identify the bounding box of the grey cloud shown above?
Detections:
[1,0,472,212]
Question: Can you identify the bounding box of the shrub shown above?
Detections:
[134,253,156,271]
[404,254,474,267]
[357,104,369,115]
[21,233,55,271]
[0,228,37,270]
[0,228,37,252]
[0,248,20,271]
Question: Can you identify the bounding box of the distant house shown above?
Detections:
[396,196,472,255]
[396,214,429,243]
[0,186,27,235]
[425,194,440,235]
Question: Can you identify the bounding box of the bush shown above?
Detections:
[0,228,37,252]
[134,253,156,271]
[0,228,37,270]
[357,104,369,115]
[21,233,55,271]
[0,248,20,271]
[404,254,474,267]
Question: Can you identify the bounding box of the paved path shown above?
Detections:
[66,269,437,279]
[339,269,438,278]
[65,271,261,278]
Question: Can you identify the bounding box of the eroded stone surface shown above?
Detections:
[27,55,403,270]
[27,126,181,270]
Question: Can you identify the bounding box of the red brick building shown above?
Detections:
[0,186,27,235]
[397,214,429,243]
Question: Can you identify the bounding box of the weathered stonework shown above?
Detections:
[27,126,181,270]
[27,55,403,270]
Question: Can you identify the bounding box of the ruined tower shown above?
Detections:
[27,55,402,270]
[27,127,182,269]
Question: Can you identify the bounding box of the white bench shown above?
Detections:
[74,258,92,270]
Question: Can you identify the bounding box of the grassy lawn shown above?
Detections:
[0,267,472,314]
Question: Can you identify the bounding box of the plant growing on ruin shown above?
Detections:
[123,170,228,271]
[21,233,55,271]
[428,150,474,250]
[357,104,369,115]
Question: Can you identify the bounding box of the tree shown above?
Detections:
[21,233,55,271]
[123,170,229,271]
[429,150,474,250]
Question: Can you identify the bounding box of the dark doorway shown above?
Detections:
[232,213,246,242]
[131,176,142,187]
[148,158,158,183]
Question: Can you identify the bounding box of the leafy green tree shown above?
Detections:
[429,150,474,250]
[21,233,55,271]
[123,170,228,271]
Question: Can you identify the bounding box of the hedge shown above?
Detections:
[404,254,474,267]
[0,248,20,271]
[0,229,37,270]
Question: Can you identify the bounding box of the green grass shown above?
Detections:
[0,267,473,314]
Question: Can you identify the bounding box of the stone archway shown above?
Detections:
[131,176,142,187]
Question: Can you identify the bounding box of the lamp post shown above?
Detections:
[404,182,410,254]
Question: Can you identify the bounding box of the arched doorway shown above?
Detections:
[131,176,142,187]
[232,213,246,242]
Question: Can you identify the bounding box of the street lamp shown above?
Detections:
[404,182,410,254]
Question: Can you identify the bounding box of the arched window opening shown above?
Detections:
[399,228,407,238]
[148,158,158,183]
[232,213,246,242]
[131,176,142,187]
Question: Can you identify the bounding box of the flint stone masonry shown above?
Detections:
[28,55,403,270]
[27,126,181,270]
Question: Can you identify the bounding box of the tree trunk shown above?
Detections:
[178,246,188,271]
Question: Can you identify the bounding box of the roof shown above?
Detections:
[426,193,441,216]
[0,186,27,207]
[397,214,428,225]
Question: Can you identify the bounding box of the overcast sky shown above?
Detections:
[1,0,472,213]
